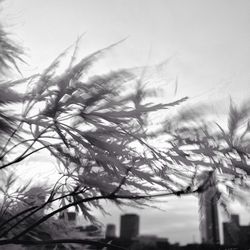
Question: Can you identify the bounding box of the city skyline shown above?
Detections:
[103,211,250,247]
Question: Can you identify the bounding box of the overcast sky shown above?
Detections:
[2,0,250,245]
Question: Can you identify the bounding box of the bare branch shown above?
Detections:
[0,239,126,250]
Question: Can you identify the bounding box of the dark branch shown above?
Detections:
[14,187,201,240]
[0,239,126,250]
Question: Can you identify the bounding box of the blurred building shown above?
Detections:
[138,235,158,245]
[223,214,250,247]
[223,214,240,245]
[105,223,116,238]
[59,211,77,226]
[120,213,139,239]
[239,225,250,246]
[199,171,220,244]
[230,214,240,225]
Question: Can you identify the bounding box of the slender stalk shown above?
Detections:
[0,206,38,231]
[0,186,86,237]
[13,188,199,240]
[0,122,23,157]
[0,144,59,170]
[0,137,54,160]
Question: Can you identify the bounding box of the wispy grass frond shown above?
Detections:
[0,27,24,75]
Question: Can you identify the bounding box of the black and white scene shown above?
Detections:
[0,0,250,249]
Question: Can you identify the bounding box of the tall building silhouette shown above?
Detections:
[120,214,139,239]
[223,214,240,245]
[223,214,250,247]
[199,171,220,244]
[106,224,116,238]
[59,211,77,226]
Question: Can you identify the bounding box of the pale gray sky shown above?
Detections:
[2,0,250,245]
[3,0,250,104]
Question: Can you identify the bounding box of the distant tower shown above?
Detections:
[231,214,240,225]
[199,171,220,244]
[106,224,116,239]
[59,211,77,226]
[223,214,240,245]
[120,214,139,239]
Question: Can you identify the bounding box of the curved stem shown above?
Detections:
[14,188,199,240]
[0,143,60,170]
[0,206,38,231]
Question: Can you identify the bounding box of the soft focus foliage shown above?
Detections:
[0,25,23,75]
[0,33,190,245]
[165,101,250,210]
[0,8,250,249]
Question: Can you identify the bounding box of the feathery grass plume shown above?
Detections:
[0,7,26,161]
[0,3,196,247]
[2,35,250,247]
[0,6,249,246]
[8,41,191,228]
[0,26,24,76]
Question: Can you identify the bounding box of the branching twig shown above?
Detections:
[0,143,60,170]
[0,185,88,237]
[13,188,201,240]
[109,167,132,196]
[0,206,38,231]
